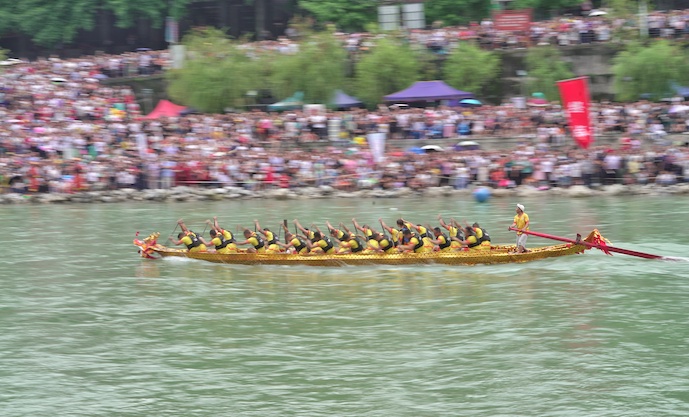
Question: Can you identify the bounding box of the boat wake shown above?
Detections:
[662,256,689,262]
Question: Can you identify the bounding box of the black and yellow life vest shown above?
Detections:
[412,233,424,252]
[215,234,230,250]
[380,237,394,252]
[253,234,265,250]
[293,236,307,253]
[349,237,364,253]
[438,232,451,250]
[264,230,277,246]
[186,231,201,250]
[320,236,334,253]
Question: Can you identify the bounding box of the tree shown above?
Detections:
[105,0,180,29]
[612,40,689,101]
[443,42,500,98]
[511,0,582,17]
[268,29,348,103]
[11,0,99,48]
[297,0,378,32]
[167,28,262,113]
[354,37,419,107]
[425,0,490,26]
[524,46,574,101]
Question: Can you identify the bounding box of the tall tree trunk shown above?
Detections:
[218,0,229,29]
[255,0,266,40]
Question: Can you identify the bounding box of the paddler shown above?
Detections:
[458,226,490,251]
[293,219,316,243]
[306,231,336,255]
[325,220,355,253]
[397,228,430,253]
[373,232,397,254]
[200,216,237,253]
[352,218,380,252]
[438,215,464,249]
[236,229,266,253]
[465,220,491,246]
[254,220,281,253]
[339,224,366,254]
[379,218,412,246]
[169,219,207,252]
[428,227,454,252]
[277,228,310,255]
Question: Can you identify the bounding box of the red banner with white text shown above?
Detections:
[557,77,593,149]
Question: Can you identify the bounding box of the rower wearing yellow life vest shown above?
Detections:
[352,218,380,253]
[438,215,463,249]
[409,223,434,251]
[237,229,266,253]
[397,228,432,253]
[254,220,281,253]
[460,226,490,251]
[379,218,412,247]
[278,231,310,255]
[293,219,316,243]
[169,219,207,253]
[429,227,454,252]
[326,220,363,253]
[306,231,336,254]
[373,232,397,254]
[202,216,237,254]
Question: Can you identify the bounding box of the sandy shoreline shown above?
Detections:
[2,183,688,204]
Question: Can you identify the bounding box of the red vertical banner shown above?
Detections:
[557,77,593,149]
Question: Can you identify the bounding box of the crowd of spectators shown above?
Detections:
[317,9,689,56]
[3,31,689,196]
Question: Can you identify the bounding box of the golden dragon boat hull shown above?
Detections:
[134,231,602,267]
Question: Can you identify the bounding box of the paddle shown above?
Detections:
[170,223,178,239]
[509,228,666,260]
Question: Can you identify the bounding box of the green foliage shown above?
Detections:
[268,31,348,104]
[0,0,193,47]
[354,37,419,107]
[612,40,689,101]
[524,46,574,101]
[297,0,378,32]
[443,42,500,98]
[167,28,348,112]
[167,28,262,113]
[602,0,636,17]
[105,0,183,29]
[11,0,98,47]
[511,0,581,14]
[425,0,490,26]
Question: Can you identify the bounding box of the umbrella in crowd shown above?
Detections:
[455,141,480,151]
[459,98,482,107]
[669,104,689,114]
[587,9,607,17]
[527,98,549,107]
[421,145,444,152]
[406,147,425,155]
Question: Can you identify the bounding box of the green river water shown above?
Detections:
[2,194,689,416]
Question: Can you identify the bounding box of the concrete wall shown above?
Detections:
[498,43,622,100]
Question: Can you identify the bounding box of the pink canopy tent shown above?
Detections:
[144,100,187,119]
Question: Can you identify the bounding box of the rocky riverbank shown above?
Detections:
[2,183,689,204]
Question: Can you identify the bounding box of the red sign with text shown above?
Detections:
[557,77,593,149]
[492,9,532,32]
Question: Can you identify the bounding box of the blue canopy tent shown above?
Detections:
[331,90,364,110]
[384,80,474,103]
[671,83,689,98]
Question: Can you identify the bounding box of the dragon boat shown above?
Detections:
[134,229,618,267]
